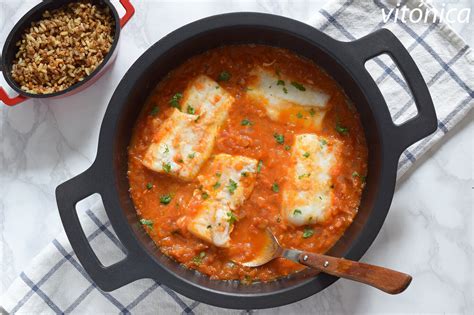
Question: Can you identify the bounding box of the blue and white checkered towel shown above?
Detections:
[1,0,472,314]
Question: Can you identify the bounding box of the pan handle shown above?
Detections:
[118,0,135,28]
[0,54,27,106]
[350,29,437,153]
[55,166,149,291]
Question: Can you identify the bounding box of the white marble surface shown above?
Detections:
[0,0,472,313]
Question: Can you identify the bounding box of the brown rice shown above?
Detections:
[11,1,115,94]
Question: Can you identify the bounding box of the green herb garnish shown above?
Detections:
[291,81,306,91]
[150,106,159,116]
[257,160,263,173]
[296,112,303,119]
[303,152,310,158]
[320,139,328,146]
[160,194,172,205]
[202,192,209,200]
[187,104,195,114]
[146,182,153,190]
[293,209,302,215]
[241,118,253,126]
[273,133,284,144]
[335,122,349,135]
[162,162,171,173]
[298,173,311,179]
[309,108,315,117]
[277,79,285,86]
[283,87,288,94]
[284,145,291,151]
[192,251,206,264]
[241,172,248,177]
[227,179,238,195]
[140,218,153,230]
[217,71,231,82]
[213,181,221,189]
[227,211,238,225]
[303,227,314,238]
[169,92,182,109]
[188,152,196,159]
[272,183,279,193]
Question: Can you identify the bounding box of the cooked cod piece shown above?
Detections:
[282,134,340,226]
[142,75,234,180]
[187,154,258,247]
[247,67,330,129]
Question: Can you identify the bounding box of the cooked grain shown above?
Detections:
[11,1,115,94]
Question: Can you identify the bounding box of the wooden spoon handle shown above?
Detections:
[298,252,412,294]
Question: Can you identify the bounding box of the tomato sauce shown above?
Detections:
[127,45,368,282]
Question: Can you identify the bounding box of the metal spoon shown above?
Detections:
[239,229,412,294]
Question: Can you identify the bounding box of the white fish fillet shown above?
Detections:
[282,134,340,226]
[142,75,234,180]
[247,67,330,128]
[187,154,258,247]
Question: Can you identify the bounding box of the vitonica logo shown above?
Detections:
[382,1,471,24]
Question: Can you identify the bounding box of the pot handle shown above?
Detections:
[56,167,149,291]
[0,54,27,106]
[350,29,437,152]
[118,0,135,28]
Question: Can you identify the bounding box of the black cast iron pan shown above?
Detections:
[56,13,437,309]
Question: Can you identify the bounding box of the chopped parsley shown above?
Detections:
[277,79,285,86]
[146,182,153,190]
[215,172,222,178]
[192,251,206,264]
[201,192,209,200]
[320,138,328,146]
[160,194,172,205]
[298,173,311,179]
[273,133,284,144]
[291,81,306,91]
[303,227,314,238]
[207,224,212,229]
[150,106,159,116]
[163,145,169,154]
[309,108,315,117]
[227,211,238,225]
[188,152,196,159]
[162,162,171,173]
[296,112,303,119]
[217,71,231,82]
[335,122,349,135]
[257,160,263,173]
[352,171,367,183]
[213,181,221,189]
[241,118,253,126]
[271,183,279,192]
[303,152,310,158]
[284,145,291,151]
[293,209,302,215]
[241,172,248,177]
[169,92,182,109]
[140,218,153,230]
[318,195,323,200]
[227,179,238,195]
[186,104,195,114]
[282,87,288,94]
